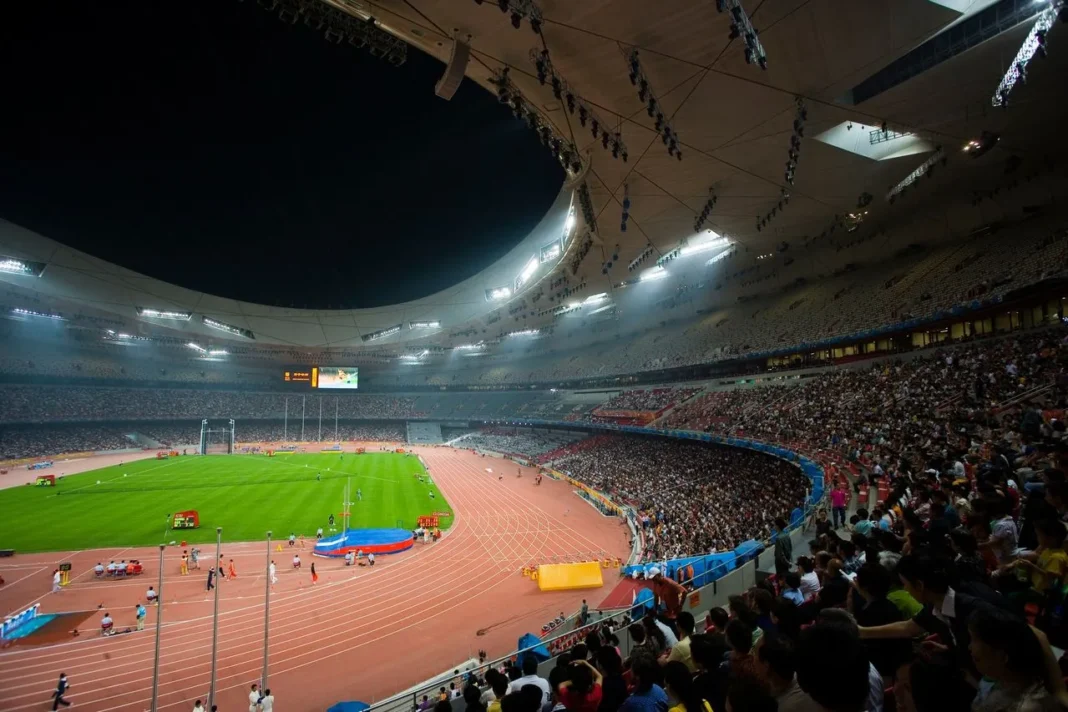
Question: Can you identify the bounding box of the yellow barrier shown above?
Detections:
[536,561,604,592]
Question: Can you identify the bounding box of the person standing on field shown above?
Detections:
[51,569,61,594]
[206,567,216,592]
[269,560,277,585]
[135,602,147,631]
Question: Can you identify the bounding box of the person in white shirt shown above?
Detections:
[248,683,261,712]
[292,554,301,569]
[52,569,62,594]
[368,552,375,567]
[193,700,206,712]
[259,689,274,712]
[506,657,552,708]
[269,560,277,585]
[147,586,158,605]
[797,557,821,598]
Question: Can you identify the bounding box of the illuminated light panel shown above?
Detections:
[409,320,441,329]
[208,349,228,356]
[362,324,402,342]
[515,255,539,290]
[706,250,732,266]
[886,148,946,201]
[680,236,730,257]
[584,292,609,304]
[188,342,206,352]
[540,241,562,263]
[507,328,540,336]
[454,343,485,351]
[486,286,512,301]
[564,213,576,233]
[0,257,44,277]
[137,307,192,321]
[640,266,668,281]
[589,304,614,315]
[991,6,1056,107]
[11,307,62,320]
[203,316,255,339]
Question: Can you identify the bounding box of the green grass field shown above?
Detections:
[0,452,453,553]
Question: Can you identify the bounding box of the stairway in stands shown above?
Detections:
[406,421,443,445]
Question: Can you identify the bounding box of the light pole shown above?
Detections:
[208,527,222,709]
[262,531,272,689]
[150,543,165,712]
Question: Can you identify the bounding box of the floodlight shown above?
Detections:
[515,255,539,289]
[137,307,192,321]
[11,307,63,320]
[640,266,668,281]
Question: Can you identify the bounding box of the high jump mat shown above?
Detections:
[537,561,604,592]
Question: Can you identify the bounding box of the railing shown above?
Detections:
[361,534,787,712]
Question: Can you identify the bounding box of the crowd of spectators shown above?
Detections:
[659,330,1067,484]
[0,420,411,460]
[0,426,133,460]
[555,438,809,560]
[141,422,407,447]
[593,388,702,413]
[0,386,418,423]
[461,429,583,459]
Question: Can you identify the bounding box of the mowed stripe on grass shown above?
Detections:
[0,452,453,552]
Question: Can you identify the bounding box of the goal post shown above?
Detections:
[199,418,235,455]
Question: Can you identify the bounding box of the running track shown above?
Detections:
[0,448,630,711]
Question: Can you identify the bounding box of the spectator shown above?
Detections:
[968,606,1063,711]
[664,611,696,672]
[662,660,710,712]
[508,657,552,710]
[618,658,668,712]
[753,634,819,712]
[557,660,603,712]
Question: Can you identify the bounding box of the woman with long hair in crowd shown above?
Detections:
[662,661,711,712]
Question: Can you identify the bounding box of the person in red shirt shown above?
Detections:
[557,659,603,712]
[649,568,688,619]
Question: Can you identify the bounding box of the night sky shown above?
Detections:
[0,0,563,309]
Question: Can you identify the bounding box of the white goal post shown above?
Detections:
[199,418,235,455]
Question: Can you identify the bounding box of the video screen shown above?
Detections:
[316,366,358,389]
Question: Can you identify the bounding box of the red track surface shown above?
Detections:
[0,448,630,712]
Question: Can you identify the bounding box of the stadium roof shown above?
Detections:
[2,0,1066,350]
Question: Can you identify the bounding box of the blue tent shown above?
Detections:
[517,633,551,668]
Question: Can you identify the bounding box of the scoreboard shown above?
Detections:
[283,368,317,386]
[282,366,358,389]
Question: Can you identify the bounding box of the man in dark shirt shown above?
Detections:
[856,553,1004,673]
